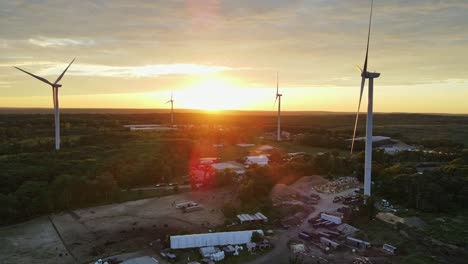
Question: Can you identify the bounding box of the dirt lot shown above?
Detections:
[252,175,366,264]
[0,216,74,264]
[0,187,235,264]
[1,176,372,264]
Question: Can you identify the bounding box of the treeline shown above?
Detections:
[0,132,194,225]
[297,129,351,150]
[220,147,468,215]
[372,149,468,213]
[374,160,468,212]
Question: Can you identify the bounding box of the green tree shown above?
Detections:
[251,231,263,243]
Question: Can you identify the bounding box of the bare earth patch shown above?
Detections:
[0,187,235,263]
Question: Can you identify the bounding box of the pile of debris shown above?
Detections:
[271,184,316,206]
[314,177,361,194]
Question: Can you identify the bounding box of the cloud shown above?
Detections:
[28,36,95,48]
[0,81,11,88]
[37,63,243,78]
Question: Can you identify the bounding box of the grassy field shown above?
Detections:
[373,124,468,146]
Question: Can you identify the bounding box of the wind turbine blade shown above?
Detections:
[276,72,279,95]
[54,58,75,84]
[356,65,363,74]
[351,76,366,154]
[362,0,373,73]
[14,67,54,86]
[165,100,171,104]
[171,91,173,101]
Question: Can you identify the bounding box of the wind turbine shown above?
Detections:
[274,72,282,142]
[350,0,380,197]
[166,91,174,126]
[15,58,75,151]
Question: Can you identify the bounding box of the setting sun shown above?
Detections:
[178,75,249,111]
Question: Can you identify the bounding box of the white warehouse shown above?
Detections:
[244,155,269,167]
[170,230,263,249]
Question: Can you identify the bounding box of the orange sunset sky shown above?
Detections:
[1,0,467,113]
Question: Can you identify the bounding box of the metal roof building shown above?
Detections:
[346,136,391,142]
[170,230,263,249]
[237,212,268,224]
[244,155,269,166]
[211,162,246,174]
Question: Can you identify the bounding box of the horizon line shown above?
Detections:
[0,107,466,116]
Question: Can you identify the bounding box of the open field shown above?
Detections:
[0,217,74,264]
[0,187,235,263]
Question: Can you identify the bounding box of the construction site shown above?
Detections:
[0,174,412,264]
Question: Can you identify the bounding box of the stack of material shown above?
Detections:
[383,244,397,254]
[346,237,371,249]
[237,212,268,224]
[336,224,359,236]
[321,213,342,225]
[320,237,340,249]
[314,177,361,194]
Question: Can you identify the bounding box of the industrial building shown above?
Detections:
[170,230,264,249]
[244,155,269,166]
[211,162,246,174]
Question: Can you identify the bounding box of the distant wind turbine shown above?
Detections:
[166,91,174,126]
[350,0,380,197]
[274,72,282,142]
[15,58,75,151]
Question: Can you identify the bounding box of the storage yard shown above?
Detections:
[1,173,462,264]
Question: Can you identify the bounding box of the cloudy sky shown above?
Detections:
[1,0,467,113]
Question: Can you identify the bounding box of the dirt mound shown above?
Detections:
[271,184,312,205]
[289,175,328,193]
[271,183,316,226]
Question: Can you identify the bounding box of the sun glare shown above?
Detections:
[179,75,247,111]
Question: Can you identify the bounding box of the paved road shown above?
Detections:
[246,187,358,264]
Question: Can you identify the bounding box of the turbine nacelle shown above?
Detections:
[362,72,380,79]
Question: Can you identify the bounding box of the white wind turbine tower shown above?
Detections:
[15,59,75,151]
[166,91,174,126]
[274,72,282,142]
[350,0,380,197]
